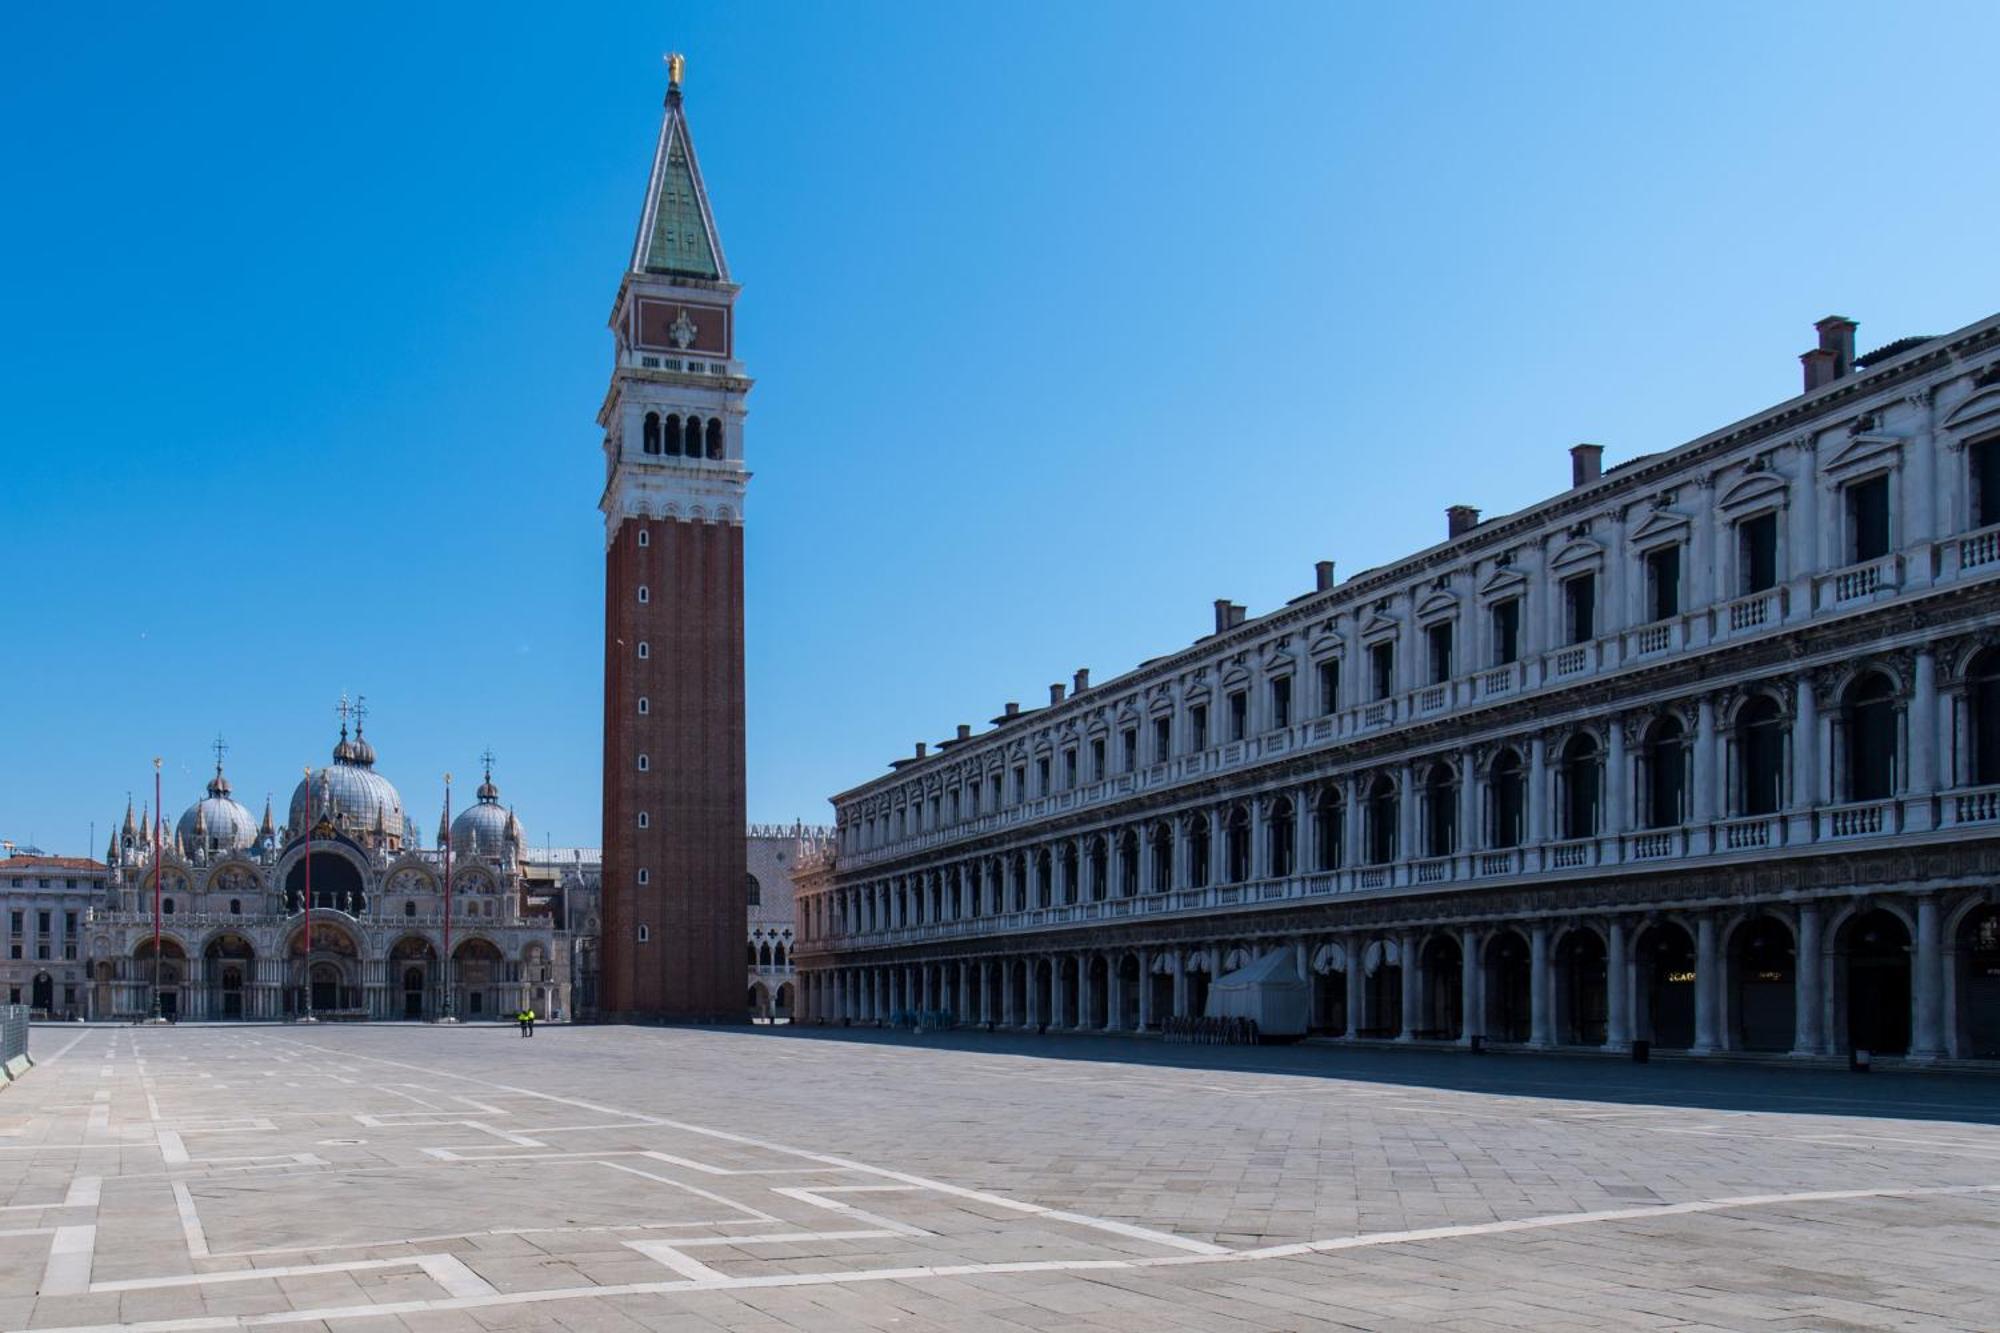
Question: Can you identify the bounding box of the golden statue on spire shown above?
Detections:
[666,52,685,88]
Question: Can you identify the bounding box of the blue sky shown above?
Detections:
[4,3,1998,853]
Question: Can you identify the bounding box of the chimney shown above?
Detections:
[914,741,927,760]
[1315,560,1336,592]
[1214,599,1233,634]
[1004,701,1020,718]
[1801,348,1837,391]
[1817,315,1857,377]
[1072,668,1090,693]
[955,723,971,741]
[1049,683,1066,706]
[1446,504,1480,539]
[1570,443,1603,488]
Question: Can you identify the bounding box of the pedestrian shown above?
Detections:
[523,1006,536,1037]
[516,1007,530,1038]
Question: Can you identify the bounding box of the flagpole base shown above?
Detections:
[139,1016,172,1026]
[292,1015,319,1025]
[429,1016,460,1024]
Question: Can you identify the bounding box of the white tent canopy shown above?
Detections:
[1203,948,1309,1037]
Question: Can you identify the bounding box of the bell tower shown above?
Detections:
[599,54,750,1021]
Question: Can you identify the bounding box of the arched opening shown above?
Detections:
[705,417,724,459]
[30,972,54,1014]
[683,415,702,456]
[1059,843,1079,904]
[1365,775,1398,864]
[775,982,793,1020]
[1642,716,1687,829]
[1086,955,1109,1028]
[748,983,768,1018]
[392,936,436,1020]
[1310,946,1347,1034]
[1554,929,1607,1045]
[204,933,255,1020]
[283,851,365,914]
[134,937,189,1019]
[1489,748,1524,848]
[1224,806,1251,882]
[1482,931,1531,1042]
[1010,853,1027,911]
[1118,829,1140,896]
[1149,822,1173,892]
[1729,915,1796,1052]
[758,941,773,967]
[1189,815,1211,888]
[287,923,360,1014]
[1842,672,1897,801]
[1185,955,1212,1018]
[642,411,661,455]
[663,413,683,455]
[1422,763,1456,857]
[1956,906,2000,1057]
[1839,908,1910,1055]
[1085,839,1106,902]
[1969,650,2000,785]
[1313,787,1344,869]
[1034,849,1053,908]
[1364,939,1402,1037]
[1634,921,1697,1049]
[451,937,504,1018]
[1558,734,1600,839]
[773,941,786,967]
[1267,799,1295,877]
[1737,694,1786,815]
[746,942,757,965]
[1420,935,1463,1040]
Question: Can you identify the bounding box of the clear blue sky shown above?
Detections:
[4,3,1998,854]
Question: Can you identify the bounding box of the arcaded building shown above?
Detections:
[795,312,2000,1062]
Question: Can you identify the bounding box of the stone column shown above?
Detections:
[1003,961,1017,1026]
[1295,786,1315,879]
[1049,958,1063,1029]
[1460,925,1482,1043]
[1605,715,1628,838]
[1528,737,1550,846]
[1107,956,1124,1032]
[1456,752,1478,863]
[1910,648,1940,833]
[1528,922,1552,1047]
[1605,918,1630,1050]
[1692,914,1720,1053]
[1137,950,1153,1031]
[1171,951,1188,1018]
[1345,934,1366,1038]
[1792,901,1823,1055]
[1911,895,1944,1060]
[1792,673,1820,841]
[1397,763,1417,863]
[1693,697,1718,825]
[1398,930,1421,1039]
[1345,784,1365,874]
[1075,954,1089,1029]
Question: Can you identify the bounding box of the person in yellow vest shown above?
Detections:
[517,1007,535,1037]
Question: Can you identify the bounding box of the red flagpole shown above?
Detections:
[151,757,163,1020]
[302,765,313,1020]
[441,773,453,1020]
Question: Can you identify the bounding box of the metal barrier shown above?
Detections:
[0,1005,28,1068]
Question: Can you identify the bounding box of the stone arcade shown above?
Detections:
[796,313,2000,1063]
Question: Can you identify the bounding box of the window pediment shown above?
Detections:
[1415,589,1458,623]
[1629,509,1692,548]
[1718,472,1789,513]
[1549,537,1604,571]
[1822,432,1903,478]
[1479,567,1528,600]
[1943,385,2000,437]
[1360,611,1400,642]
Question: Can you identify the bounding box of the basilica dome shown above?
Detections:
[177,764,257,854]
[449,766,523,860]
[290,723,408,848]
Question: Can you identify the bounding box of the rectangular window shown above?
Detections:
[1153,716,1171,761]
[928,796,939,827]
[1426,623,1453,684]
[1492,598,1520,665]
[1317,659,1339,715]
[1370,641,1395,700]
[1227,690,1248,741]
[1975,437,2000,528]
[37,911,49,934]
[1090,736,1106,780]
[1062,748,1077,789]
[1036,756,1050,795]
[1739,513,1778,594]
[947,790,959,822]
[63,911,76,935]
[969,778,982,812]
[7,911,18,934]
[1645,545,1681,620]
[1121,726,1138,772]
[1847,474,1890,562]
[1190,704,1209,751]
[36,944,49,961]
[1013,764,1027,802]
[1564,573,1597,645]
[1270,675,1292,729]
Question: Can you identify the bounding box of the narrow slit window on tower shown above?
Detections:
[637,869,649,885]
[637,697,649,715]
[637,811,650,829]
[637,754,650,771]
[637,924,650,943]
[637,529,649,548]
[637,641,650,659]
[637,585,649,604]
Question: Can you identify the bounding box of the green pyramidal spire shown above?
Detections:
[631,59,726,281]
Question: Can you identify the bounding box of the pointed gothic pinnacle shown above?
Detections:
[666,52,685,89]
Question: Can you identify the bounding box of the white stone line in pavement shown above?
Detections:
[623,1238,730,1283]
[38,1223,96,1296]
[155,1130,189,1164]
[215,1216,778,1259]
[280,1037,1234,1258]
[171,1182,209,1258]
[65,1176,101,1207]
[599,1159,784,1224]
[771,1185,932,1238]
[415,1254,498,1298]
[30,1179,2000,1333]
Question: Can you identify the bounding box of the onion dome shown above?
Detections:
[289,713,407,847]
[449,759,521,859]
[179,758,258,854]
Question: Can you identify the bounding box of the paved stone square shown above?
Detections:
[1,1025,1998,1331]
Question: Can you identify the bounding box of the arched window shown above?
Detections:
[637,585,649,604]
[1422,763,1456,857]
[1034,849,1052,906]
[637,642,649,659]
[1559,734,1600,839]
[637,754,650,772]
[637,869,649,885]
[642,412,661,455]
[705,417,724,459]
[637,812,650,829]
[637,529,649,548]
[746,874,761,906]
[1643,716,1687,829]
[1188,814,1211,888]
[403,901,415,917]
[684,416,702,456]
[747,942,758,965]
[1150,821,1173,892]
[1489,749,1524,848]
[1313,787,1344,869]
[1119,828,1140,895]
[664,414,683,455]
[1843,671,1897,800]
[1268,798,1295,877]
[638,697,649,715]
[1224,806,1251,882]
[1971,649,2000,785]
[1087,837,1107,900]
[1365,775,1398,865]
[1059,842,1078,903]
[773,941,786,967]
[759,942,773,966]
[1737,694,1787,814]
[637,924,650,942]
[163,898,175,915]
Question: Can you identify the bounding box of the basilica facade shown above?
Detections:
[95,718,570,1022]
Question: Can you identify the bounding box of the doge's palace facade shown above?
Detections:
[796,313,2000,1063]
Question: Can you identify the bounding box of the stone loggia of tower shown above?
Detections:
[598,56,751,1021]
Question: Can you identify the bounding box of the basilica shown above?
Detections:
[94,712,570,1021]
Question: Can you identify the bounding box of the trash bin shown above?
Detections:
[1631,1039,1650,1064]
[1850,1047,1872,1072]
